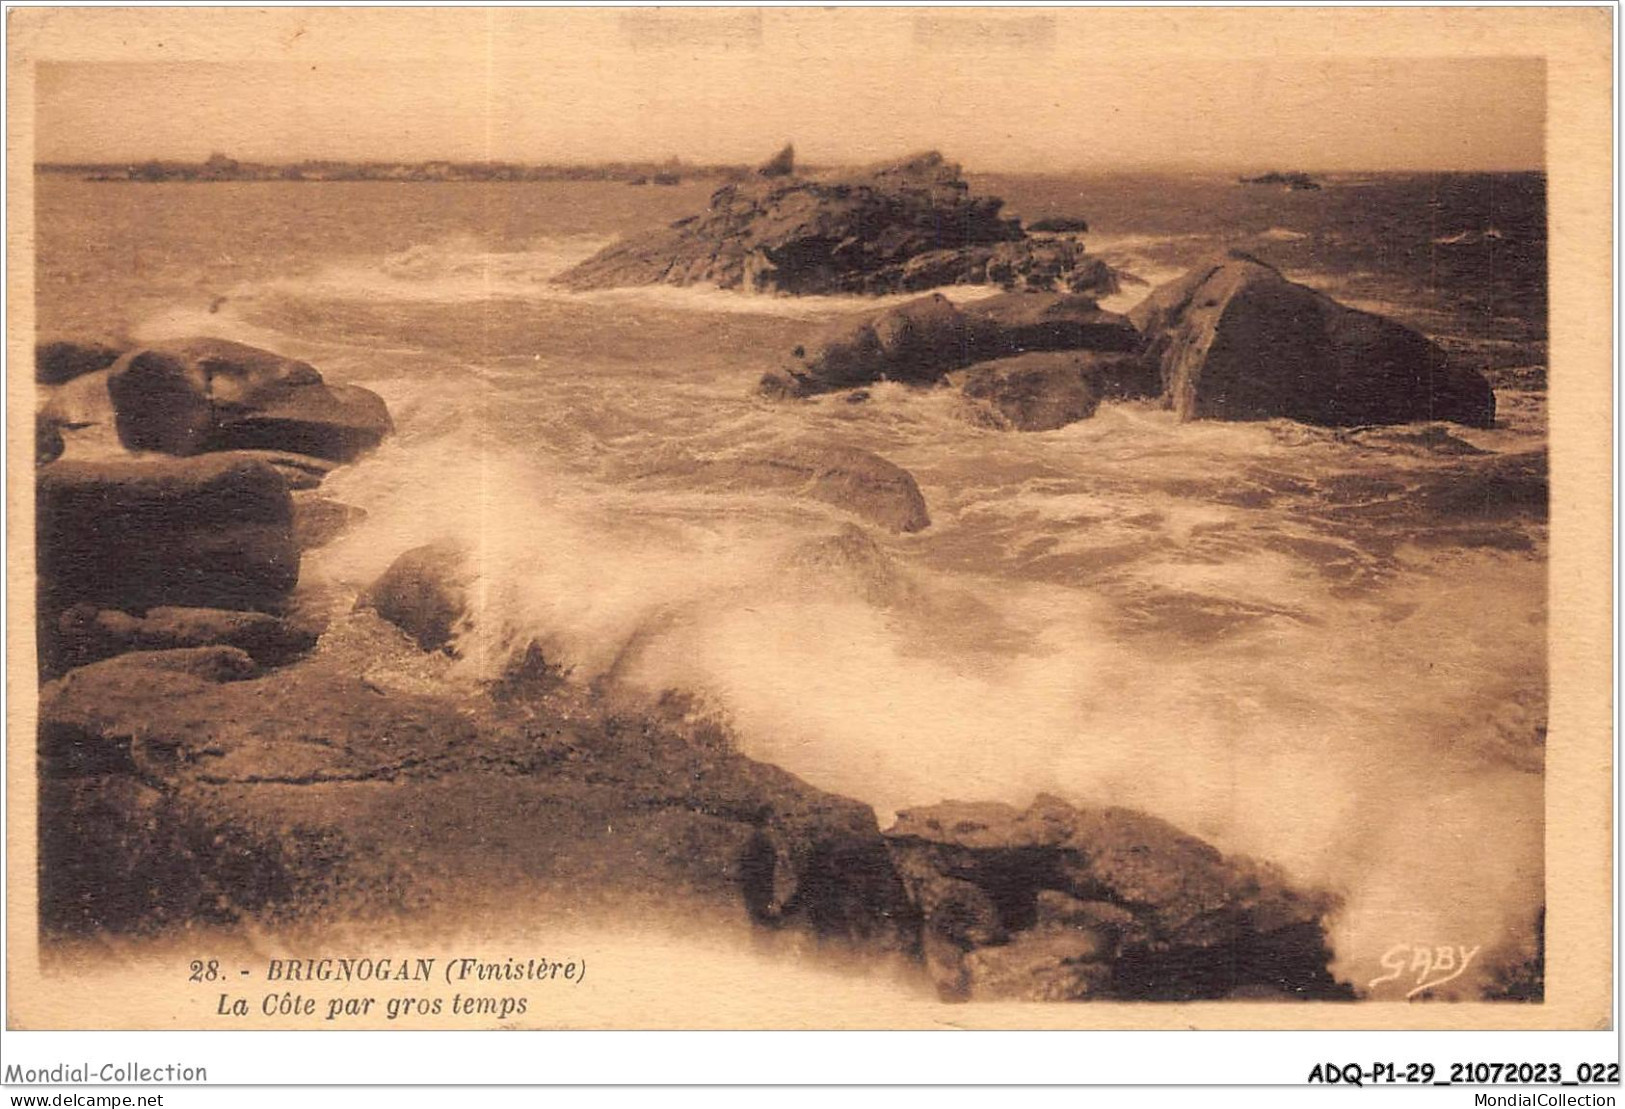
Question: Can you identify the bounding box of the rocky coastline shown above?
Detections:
[34,149,1511,1003]
[34,326,1354,1000]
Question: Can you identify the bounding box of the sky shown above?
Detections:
[27,9,1546,172]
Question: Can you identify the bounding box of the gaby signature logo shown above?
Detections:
[1368,944,1482,1000]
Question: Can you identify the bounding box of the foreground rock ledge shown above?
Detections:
[885,797,1351,1001]
[39,617,1346,1000]
[38,617,918,947]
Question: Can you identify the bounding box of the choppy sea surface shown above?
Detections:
[35,172,1547,997]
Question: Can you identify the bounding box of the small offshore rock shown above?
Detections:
[1025,217,1091,234]
[771,294,993,396]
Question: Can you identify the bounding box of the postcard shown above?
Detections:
[5,6,1613,1045]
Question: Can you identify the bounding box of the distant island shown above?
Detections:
[35,152,751,184]
[1238,171,1322,191]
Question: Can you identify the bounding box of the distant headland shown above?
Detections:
[1238,170,1323,191]
[35,152,752,184]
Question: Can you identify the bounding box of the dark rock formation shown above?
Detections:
[106,338,393,460]
[357,541,475,652]
[764,294,994,397]
[957,354,1103,432]
[213,383,392,462]
[50,604,318,674]
[955,357,1098,432]
[36,454,299,615]
[1239,171,1321,191]
[884,795,1349,1001]
[556,151,1118,296]
[1129,252,1496,428]
[758,143,795,178]
[38,771,316,933]
[37,639,456,784]
[36,339,126,386]
[1026,217,1090,234]
[963,292,1140,357]
[766,292,1145,402]
[956,350,1159,430]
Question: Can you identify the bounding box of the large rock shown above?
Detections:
[106,338,393,460]
[959,929,1114,1002]
[764,294,991,397]
[955,351,1159,432]
[36,454,299,614]
[215,382,393,462]
[958,355,1100,431]
[558,150,1117,296]
[766,292,1146,400]
[963,292,1140,356]
[357,541,475,652]
[1129,252,1496,428]
[885,795,1349,1001]
[1026,217,1090,234]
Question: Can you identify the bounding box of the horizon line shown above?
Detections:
[33,157,1548,176]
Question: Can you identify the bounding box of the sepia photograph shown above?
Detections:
[4,5,1613,1047]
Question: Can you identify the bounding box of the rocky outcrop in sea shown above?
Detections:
[556,151,1119,297]
[760,251,1496,434]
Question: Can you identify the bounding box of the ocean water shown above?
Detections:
[34,173,1547,998]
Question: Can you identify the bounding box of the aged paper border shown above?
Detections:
[3,6,1613,1033]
